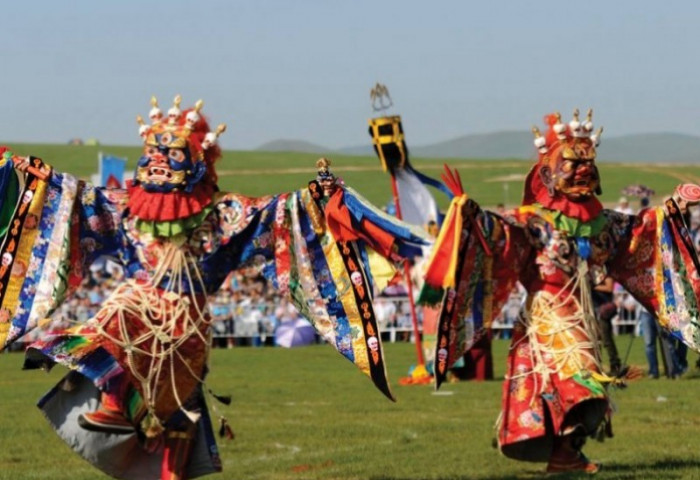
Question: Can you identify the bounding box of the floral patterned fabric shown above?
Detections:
[1,163,427,478]
[421,197,700,461]
[1,165,427,396]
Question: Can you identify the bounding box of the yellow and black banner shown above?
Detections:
[368,115,408,173]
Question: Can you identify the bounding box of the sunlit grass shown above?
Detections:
[2,143,699,209]
[1,340,700,479]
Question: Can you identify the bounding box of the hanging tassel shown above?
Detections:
[219,417,235,440]
[208,389,232,405]
[595,416,614,442]
[141,412,165,439]
[605,416,614,438]
[182,408,201,424]
[595,423,605,442]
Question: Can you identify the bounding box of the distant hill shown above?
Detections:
[409,131,533,159]
[255,139,333,154]
[600,133,700,163]
[409,131,700,163]
[337,144,375,156]
[258,132,700,163]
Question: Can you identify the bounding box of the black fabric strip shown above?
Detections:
[336,239,394,401]
[0,167,39,302]
[434,212,475,390]
[665,197,700,274]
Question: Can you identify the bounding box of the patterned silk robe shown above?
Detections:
[421,195,700,462]
[0,159,427,479]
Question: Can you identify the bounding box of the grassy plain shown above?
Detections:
[1,145,700,479]
[5,143,700,209]
[1,340,700,480]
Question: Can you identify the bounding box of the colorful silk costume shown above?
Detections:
[0,97,427,480]
[420,110,700,468]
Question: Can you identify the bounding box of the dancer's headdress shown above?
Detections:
[316,157,335,182]
[136,95,226,183]
[522,109,604,220]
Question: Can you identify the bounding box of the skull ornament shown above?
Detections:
[22,190,34,205]
[350,271,363,286]
[167,94,182,125]
[185,111,199,129]
[185,100,203,130]
[367,336,379,352]
[148,96,163,123]
[446,289,456,311]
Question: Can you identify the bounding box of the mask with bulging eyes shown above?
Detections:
[538,138,601,202]
[134,132,206,193]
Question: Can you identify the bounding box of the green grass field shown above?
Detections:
[4,142,700,209]
[1,145,700,478]
[1,340,700,480]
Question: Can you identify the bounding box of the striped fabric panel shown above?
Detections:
[657,212,700,349]
[318,236,371,377]
[1,179,48,324]
[654,208,670,330]
[343,185,427,240]
[28,334,123,389]
[659,215,677,329]
[8,174,65,342]
[296,191,357,361]
[287,193,338,348]
[27,173,79,331]
[272,193,291,295]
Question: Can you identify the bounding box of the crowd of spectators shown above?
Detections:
[17,197,700,377]
[31,262,425,349]
[22,268,121,344]
[35,266,312,349]
[208,271,305,348]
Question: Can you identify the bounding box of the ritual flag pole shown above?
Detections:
[368,83,430,384]
[388,170,427,369]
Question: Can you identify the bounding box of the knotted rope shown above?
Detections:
[88,243,212,426]
[509,260,604,406]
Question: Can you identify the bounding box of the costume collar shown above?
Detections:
[126,180,216,223]
[519,203,607,238]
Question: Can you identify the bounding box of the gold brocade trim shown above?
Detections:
[1,180,47,314]
[653,208,669,329]
[321,234,370,375]
[145,132,188,149]
[301,189,325,235]
[289,192,336,344]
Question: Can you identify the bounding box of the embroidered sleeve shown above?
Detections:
[215,186,429,399]
[0,163,127,349]
[607,205,700,351]
[419,195,531,386]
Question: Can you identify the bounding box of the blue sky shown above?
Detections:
[1,1,699,150]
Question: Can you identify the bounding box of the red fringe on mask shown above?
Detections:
[126,180,216,222]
